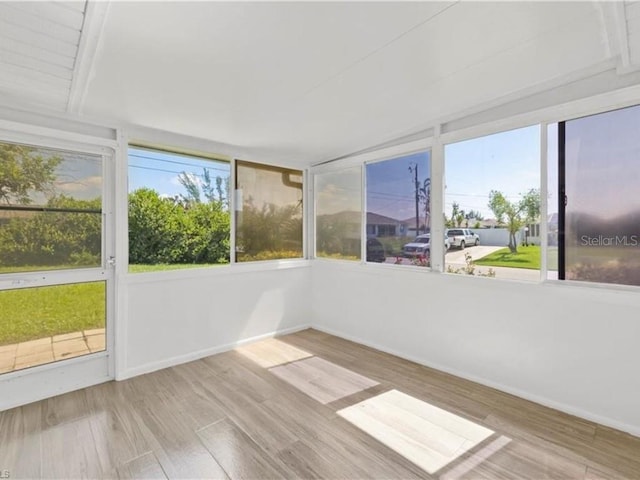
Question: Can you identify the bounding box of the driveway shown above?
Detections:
[445,245,504,264]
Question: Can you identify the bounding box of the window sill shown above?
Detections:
[123,258,311,284]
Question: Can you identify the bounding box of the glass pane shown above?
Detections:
[235,161,303,262]
[564,105,640,286]
[0,281,106,374]
[366,151,431,266]
[0,210,101,273]
[128,147,231,272]
[316,167,362,261]
[444,125,541,281]
[0,141,102,273]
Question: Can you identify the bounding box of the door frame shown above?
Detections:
[0,125,117,409]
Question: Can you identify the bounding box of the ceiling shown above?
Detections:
[1,1,639,166]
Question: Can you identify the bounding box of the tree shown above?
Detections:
[0,195,101,267]
[236,198,302,259]
[178,172,201,204]
[178,169,229,208]
[488,189,540,253]
[128,188,230,265]
[447,202,461,228]
[0,143,62,205]
[418,178,431,233]
[465,210,484,222]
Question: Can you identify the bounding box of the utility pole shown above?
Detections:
[409,163,420,235]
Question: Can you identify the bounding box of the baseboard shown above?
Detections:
[117,323,311,380]
[312,325,640,438]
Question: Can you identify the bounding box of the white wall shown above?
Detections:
[311,261,640,436]
[469,228,509,247]
[120,264,311,378]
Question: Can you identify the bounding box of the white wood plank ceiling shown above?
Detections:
[0,1,88,111]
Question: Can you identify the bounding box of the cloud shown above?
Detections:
[55,176,102,198]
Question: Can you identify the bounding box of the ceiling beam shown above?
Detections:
[597,0,635,73]
[67,0,111,114]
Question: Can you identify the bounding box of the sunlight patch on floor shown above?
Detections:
[236,337,312,368]
[269,356,379,404]
[338,389,495,474]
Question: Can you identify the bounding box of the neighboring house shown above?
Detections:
[399,216,429,236]
[318,211,409,238]
[366,212,407,237]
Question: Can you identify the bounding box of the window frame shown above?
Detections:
[363,148,434,269]
[312,138,434,267]
[233,159,305,263]
[126,143,232,273]
[0,127,116,379]
[123,132,310,280]
[442,123,543,282]
[310,87,640,291]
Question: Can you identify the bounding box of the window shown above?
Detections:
[0,140,108,373]
[444,126,541,280]
[235,160,303,262]
[557,104,640,287]
[365,151,431,266]
[0,141,102,273]
[127,146,230,272]
[315,167,362,260]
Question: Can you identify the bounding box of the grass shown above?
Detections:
[475,245,541,270]
[0,282,105,346]
[128,263,226,273]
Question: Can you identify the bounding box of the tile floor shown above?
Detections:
[0,328,105,374]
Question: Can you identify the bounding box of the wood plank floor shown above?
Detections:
[1,328,639,479]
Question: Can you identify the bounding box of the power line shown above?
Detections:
[129,164,208,176]
[128,153,230,174]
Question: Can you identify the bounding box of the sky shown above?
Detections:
[366,151,429,220]
[128,147,230,198]
[10,144,104,206]
[444,124,540,220]
[315,166,361,215]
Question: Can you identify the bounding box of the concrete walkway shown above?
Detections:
[0,328,105,374]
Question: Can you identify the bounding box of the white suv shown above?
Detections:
[446,228,479,249]
[402,234,450,257]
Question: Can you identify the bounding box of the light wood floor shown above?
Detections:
[1,329,639,479]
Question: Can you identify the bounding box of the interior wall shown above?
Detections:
[311,261,640,436]
[120,264,311,379]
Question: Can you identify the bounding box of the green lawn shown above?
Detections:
[128,263,225,273]
[475,245,541,270]
[0,282,105,346]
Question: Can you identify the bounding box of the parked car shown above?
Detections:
[402,234,450,257]
[366,237,386,263]
[446,228,480,249]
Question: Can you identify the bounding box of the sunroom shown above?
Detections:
[1,1,640,478]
